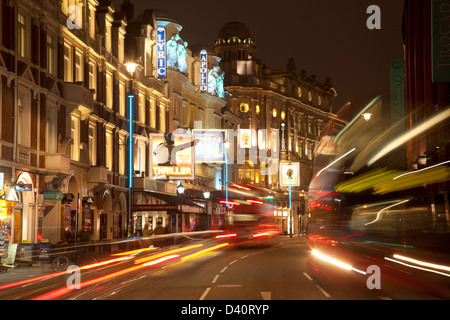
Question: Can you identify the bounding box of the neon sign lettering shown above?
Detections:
[200,49,208,92]
[157,26,166,78]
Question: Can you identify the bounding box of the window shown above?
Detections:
[64,44,73,82]
[70,115,80,161]
[17,13,27,58]
[62,0,82,28]
[240,103,249,113]
[106,72,113,108]
[118,33,124,63]
[159,104,166,132]
[75,51,83,82]
[47,35,54,75]
[137,142,146,176]
[88,124,97,166]
[105,22,111,52]
[119,134,126,175]
[46,108,57,153]
[105,130,113,171]
[119,82,126,116]
[88,4,96,39]
[138,92,145,123]
[88,62,97,99]
[150,99,156,128]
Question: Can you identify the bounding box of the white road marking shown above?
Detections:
[199,287,211,300]
[220,266,228,273]
[229,259,238,265]
[261,291,271,300]
[212,274,220,283]
[303,272,313,281]
[315,284,331,298]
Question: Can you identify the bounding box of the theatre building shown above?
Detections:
[214,21,346,233]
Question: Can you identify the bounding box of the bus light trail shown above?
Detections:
[30,255,180,300]
[180,243,229,262]
[0,256,129,291]
[134,244,203,265]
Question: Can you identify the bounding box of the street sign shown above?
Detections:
[43,189,64,201]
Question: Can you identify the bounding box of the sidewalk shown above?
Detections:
[0,262,53,286]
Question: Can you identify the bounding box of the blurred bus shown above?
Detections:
[216,199,282,247]
[306,97,450,299]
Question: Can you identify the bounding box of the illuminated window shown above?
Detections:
[272,108,277,118]
[119,81,126,116]
[297,87,302,98]
[119,134,126,175]
[281,111,286,121]
[240,103,249,113]
[105,129,113,171]
[88,124,97,166]
[105,22,112,52]
[75,51,83,82]
[138,92,145,123]
[106,72,113,108]
[255,105,260,115]
[150,99,156,128]
[17,13,27,58]
[88,62,97,99]
[308,91,312,102]
[64,44,73,82]
[47,35,54,75]
[88,4,95,39]
[70,115,80,161]
[318,95,322,106]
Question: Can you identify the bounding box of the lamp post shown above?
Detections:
[203,191,210,230]
[286,162,294,238]
[177,181,185,233]
[223,141,230,205]
[125,62,136,238]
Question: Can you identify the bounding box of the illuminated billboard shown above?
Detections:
[150,133,194,179]
[192,129,226,163]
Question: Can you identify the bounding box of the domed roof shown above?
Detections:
[217,21,252,40]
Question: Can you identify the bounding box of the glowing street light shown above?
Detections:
[286,162,294,238]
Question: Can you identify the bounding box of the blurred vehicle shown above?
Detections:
[306,97,450,299]
[217,200,282,247]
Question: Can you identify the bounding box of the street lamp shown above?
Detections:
[286,162,294,238]
[362,113,372,122]
[203,191,210,230]
[223,141,230,205]
[177,182,185,232]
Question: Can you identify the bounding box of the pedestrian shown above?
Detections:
[142,223,153,247]
[153,221,167,248]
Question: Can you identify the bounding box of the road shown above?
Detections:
[0,235,402,303]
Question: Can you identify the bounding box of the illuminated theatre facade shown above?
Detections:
[0,0,229,246]
[214,21,346,233]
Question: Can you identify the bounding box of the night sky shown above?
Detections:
[113,0,405,116]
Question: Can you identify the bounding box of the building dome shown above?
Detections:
[215,21,255,46]
[218,21,251,39]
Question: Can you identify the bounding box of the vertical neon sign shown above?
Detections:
[128,94,134,188]
[200,49,208,92]
[157,26,166,78]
